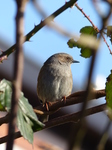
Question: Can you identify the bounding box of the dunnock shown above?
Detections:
[37,53,79,122]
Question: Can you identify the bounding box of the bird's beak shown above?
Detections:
[73,60,79,63]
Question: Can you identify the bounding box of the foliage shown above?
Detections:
[67,26,98,58]
[0,79,44,143]
[105,70,112,120]
[107,26,112,44]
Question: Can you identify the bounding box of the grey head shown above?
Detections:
[44,53,79,66]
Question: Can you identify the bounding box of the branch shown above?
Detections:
[0,114,9,126]
[0,89,105,127]
[69,48,98,148]
[0,1,100,62]
[0,103,106,144]
[79,49,96,120]
[75,3,112,54]
[34,89,106,115]
[6,0,27,150]
[44,103,106,128]
[0,0,77,62]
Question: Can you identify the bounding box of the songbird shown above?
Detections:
[37,53,79,122]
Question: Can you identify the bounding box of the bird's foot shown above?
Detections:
[61,96,66,104]
[44,101,51,111]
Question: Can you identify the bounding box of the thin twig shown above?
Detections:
[75,3,112,54]
[75,3,98,32]
[69,49,97,150]
[44,104,106,128]
[0,131,21,145]
[69,36,97,149]
[0,103,106,144]
[0,114,9,126]
[32,0,99,51]
[80,50,96,118]
[0,0,100,62]
[0,0,77,62]
[6,1,27,150]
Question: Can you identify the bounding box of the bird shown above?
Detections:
[37,53,79,122]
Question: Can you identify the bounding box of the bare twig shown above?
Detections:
[68,49,97,149]
[75,3,112,54]
[6,1,27,150]
[0,103,106,144]
[44,104,106,128]
[32,0,100,51]
[0,131,21,145]
[0,0,77,62]
[0,55,7,63]
[0,114,9,126]
[80,50,96,118]
[68,3,111,148]
[0,0,100,63]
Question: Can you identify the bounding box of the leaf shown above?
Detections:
[79,26,97,58]
[17,109,34,143]
[106,107,112,121]
[80,26,97,36]
[67,39,79,48]
[67,26,98,58]
[0,79,12,111]
[80,48,93,58]
[105,70,112,108]
[107,26,112,37]
[0,79,44,144]
[107,26,112,44]
[18,93,44,143]
[105,70,112,120]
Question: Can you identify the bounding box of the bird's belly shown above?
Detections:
[43,75,72,102]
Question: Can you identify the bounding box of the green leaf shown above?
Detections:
[80,26,97,36]
[67,39,79,48]
[0,79,44,144]
[0,102,4,110]
[105,70,112,120]
[0,79,12,111]
[107,26,112,37]
[80,48,93,58]
[67,26,98,58]
[106,107,112,121]
[105,70,112,108]
[18,93,44,143]
[17,109,34,143]
[80,26,97,58]
[107,26,112,43]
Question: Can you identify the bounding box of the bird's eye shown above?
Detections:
[66,57,70,61]
[66,57,69,60]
